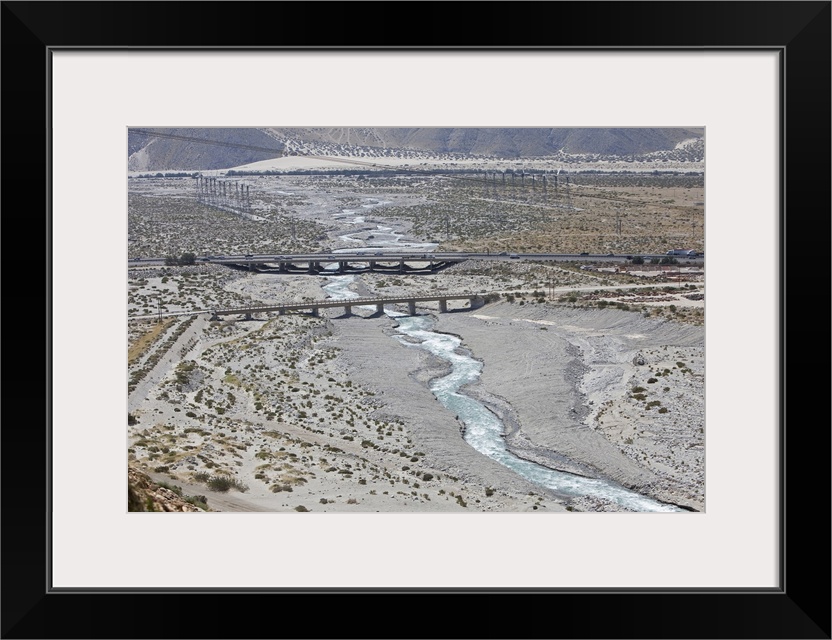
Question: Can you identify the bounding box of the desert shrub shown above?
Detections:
[647,378,658,384]
[185,495,208,510]
[294,505,309,512]
[206,475,249,493]
[156,480,182,495]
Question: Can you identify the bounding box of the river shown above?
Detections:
[321,273,682,513]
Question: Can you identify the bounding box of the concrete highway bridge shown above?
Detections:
[209,293,488,320]
[129,252,701,273]
[228,255,462,275]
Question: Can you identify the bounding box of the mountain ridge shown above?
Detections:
[128,127,704,171]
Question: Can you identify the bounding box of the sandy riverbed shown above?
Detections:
[128,267,704,513]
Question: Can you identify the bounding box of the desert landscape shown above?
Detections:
[127,127,705,514]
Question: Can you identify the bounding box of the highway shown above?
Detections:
[128,251,702,268]
[128,281,703,322]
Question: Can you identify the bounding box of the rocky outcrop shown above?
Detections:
[128,467,206,512]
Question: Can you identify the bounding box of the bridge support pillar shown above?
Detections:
[339,261,347,273]
[376,303,384,314]
[439,300,448,313]
[369,260,377,272]
[344,305,352,316]
[308,261,320,274]
[408,300,416,315]
[278,308,286,316]
[245,312,252,321]
[310,307,319,317]
[399,260,405,273]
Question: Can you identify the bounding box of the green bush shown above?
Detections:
[184,495,208,510]
[204,474,249,493]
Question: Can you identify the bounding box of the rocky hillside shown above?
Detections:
[266,127,702,158]
[128,466,207,512]
[128,128,284,172]
[128,127,703,171]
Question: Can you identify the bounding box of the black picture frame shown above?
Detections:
[3,2,829,638]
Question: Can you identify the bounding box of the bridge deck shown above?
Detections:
[212,293,484,316]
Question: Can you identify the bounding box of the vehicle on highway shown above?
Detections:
[666,249,698,257]
[579,252,589,256]
[509,253,519,259]
[606,253,615,257]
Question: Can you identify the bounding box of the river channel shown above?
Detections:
[321,273,680,513]
[322,199,679,512]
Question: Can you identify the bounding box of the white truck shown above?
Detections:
[666,248,698,257]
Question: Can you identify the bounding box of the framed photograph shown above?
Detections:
[4,1,828,638]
